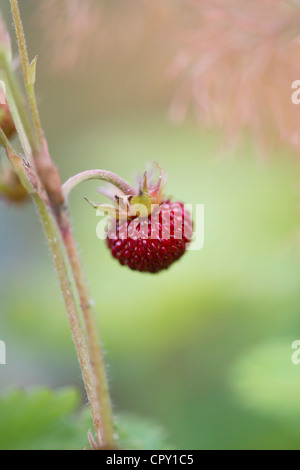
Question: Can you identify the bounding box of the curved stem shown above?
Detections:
[63,169,136,201]
[60,167,136,447]
[60,168,136,447]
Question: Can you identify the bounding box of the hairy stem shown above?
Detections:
[0,67,32,161]
[57,207,116,447]
[33,196,103,444]
[10,0,43,148]
[0,130,101,437]
[60,169,137,446]
[0,127,35,194]
[0,51,36,156]
[63,169,136,201]
[8,0,118,449]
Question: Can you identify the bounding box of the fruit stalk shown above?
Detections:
[63,169,136,201]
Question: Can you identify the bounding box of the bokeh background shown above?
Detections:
[1,0,300,450]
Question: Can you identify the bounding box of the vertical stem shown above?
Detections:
[8,0,117,448]
[10,0,43,148]
[57,207,116,447]
[33,196,103,444]
[61,169,136,446]
[0,69,32,161]
[0,51,36,155]
[0,129,103,446]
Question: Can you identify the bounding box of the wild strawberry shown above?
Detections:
[106,200,192,273]
[88,163,193,273]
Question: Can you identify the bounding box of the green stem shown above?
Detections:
[0,127,34,194]
[33,196,103,446]
[61,169,137,447]
[0,126,9,148]
[0,131,101,437]
[56,206,116,447]
[0,129,105,447]
[7,0,119,448]
[0,50,36,155]
[63,169,136,200]
[0,69,32,162]
[10,0,43,148]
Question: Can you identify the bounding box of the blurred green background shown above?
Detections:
[1,0,300,450]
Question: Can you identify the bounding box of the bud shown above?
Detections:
[0,165,28,204]
[35,137,64,208]
[0,15,15,139]
[0,102,16,139]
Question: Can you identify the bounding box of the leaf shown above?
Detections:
[27,56,38,86]
[115,413,175,450]
[0,387,174,450]
[61,408,175,450]
[0,387,89,450]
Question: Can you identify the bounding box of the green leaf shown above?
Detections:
[0,387,173,450]
[27,55,38,86]
[116,413,175,450]
[0,387,89,450]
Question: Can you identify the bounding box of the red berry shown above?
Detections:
[106,201,192,273]
[86,163,194,273]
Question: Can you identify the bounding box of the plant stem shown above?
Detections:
[8,0,119,448]
[33,196,104,445]
[10,0,43,148]
[0,130,103,442]
[0,68,32,161]
[57,207,116,447]
[0,130,102,436]
[0,127,34,194]
[60,169,136,446]
[63,169,136,201]
[0,51,36,156]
